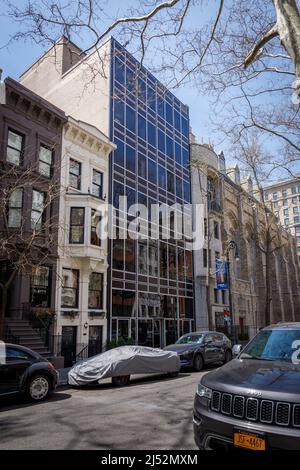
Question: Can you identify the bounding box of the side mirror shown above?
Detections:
[232,344,243,357]
[204,339,213,345]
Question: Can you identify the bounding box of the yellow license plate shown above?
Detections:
[234,432,266,451]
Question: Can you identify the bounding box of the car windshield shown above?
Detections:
[176,334,204,345]
[240,329,300,363]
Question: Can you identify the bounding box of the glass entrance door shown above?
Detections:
[138,319,162,348]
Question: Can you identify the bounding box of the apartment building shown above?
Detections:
[0,77,66,353]
[264,177,300,262]
[20,36,195,347]
[55,117,115,365]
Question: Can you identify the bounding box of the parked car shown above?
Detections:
[193,323,300,450]
[68,345,180,387]
[164,331,232,371]
[0,343,58,401]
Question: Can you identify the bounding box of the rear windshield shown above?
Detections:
[240,329,300,363]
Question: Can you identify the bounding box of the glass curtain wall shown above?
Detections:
[109,39,194,347]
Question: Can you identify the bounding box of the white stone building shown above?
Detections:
[190,136,228,331]
[55,117,115,364]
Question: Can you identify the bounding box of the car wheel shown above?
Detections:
[27,374,50,401]
[111,375,130,386]
[193,353,203,372]
[224,350,232,364]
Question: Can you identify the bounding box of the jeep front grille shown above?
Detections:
[211,391,300,428]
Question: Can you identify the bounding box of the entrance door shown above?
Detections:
[88,326,103,357]
[61,326,77,367]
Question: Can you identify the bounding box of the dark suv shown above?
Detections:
[193,323,300,450]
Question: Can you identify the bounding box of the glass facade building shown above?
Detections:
[109,39,194,347]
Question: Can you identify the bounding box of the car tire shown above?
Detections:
[193,353,203,372]
[224,350,232,364]
[111,375,130,386]
[26,374,51,401]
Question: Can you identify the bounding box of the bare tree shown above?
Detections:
[0,159,62,338]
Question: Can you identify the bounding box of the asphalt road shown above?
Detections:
[0,369,210,450]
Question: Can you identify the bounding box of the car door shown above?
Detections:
[214,334,226,361]
[203,334,219,363]
[0,346,33,395]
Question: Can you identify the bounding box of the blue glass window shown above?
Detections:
[166,102,173,125]
[148,122,156,147]
[158,130,165,153]
[114,138,124,166]
[175,142,181,164]
[148,159,157,185]
[166,136,173,158]
[182,147,189,167]
[167,171,174,193]
[184,181,190,202]
[181,116,188,137]
[126,105,136,133]
[138,115,146,140]
[138,154,147,179]
[115,57,125,84]
[126,186,136,208]
[174,110,181,132]
[147,87,156,112]
[126,67,135,93]
[114,100,124,126]
[158,165,166,188]
[113,182,124,208]
[157,96,165,119]
[176,177,182,199]
[126,145,136,173]
[138,78,146,102]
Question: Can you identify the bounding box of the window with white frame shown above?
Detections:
[69,159,81,189]
[88,272,103,309]
[91,169,103,198]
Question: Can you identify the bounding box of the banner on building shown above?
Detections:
[216,259,229,290]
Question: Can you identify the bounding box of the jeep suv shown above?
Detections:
[193,323,300,450]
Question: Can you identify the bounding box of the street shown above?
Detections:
[0,370,209,450]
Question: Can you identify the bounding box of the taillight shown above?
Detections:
[48,362,55,370]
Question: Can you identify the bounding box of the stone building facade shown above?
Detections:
[55,117,115,365]
[191,140,300,341]
[0,77,66,350]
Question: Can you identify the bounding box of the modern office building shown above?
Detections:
[20,36,194,348]
[264,177,300,262]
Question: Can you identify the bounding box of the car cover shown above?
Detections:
[68,345,180,386]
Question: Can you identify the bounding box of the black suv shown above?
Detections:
[0,343,58,401]
[193,323,300,450]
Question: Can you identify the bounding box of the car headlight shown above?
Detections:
[196,382,212,399]
[181,349,194,356]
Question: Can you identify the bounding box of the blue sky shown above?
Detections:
[0,1,215,148]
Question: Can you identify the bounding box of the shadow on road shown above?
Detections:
[0,391,72,412]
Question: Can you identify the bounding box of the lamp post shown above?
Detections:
[225,240,239,342]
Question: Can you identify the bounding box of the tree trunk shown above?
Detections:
[274,0,300,93]
[264,246,272,326]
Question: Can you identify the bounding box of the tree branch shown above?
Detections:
[243,24,279,68]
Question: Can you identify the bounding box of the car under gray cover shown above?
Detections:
[68,345,180,386]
